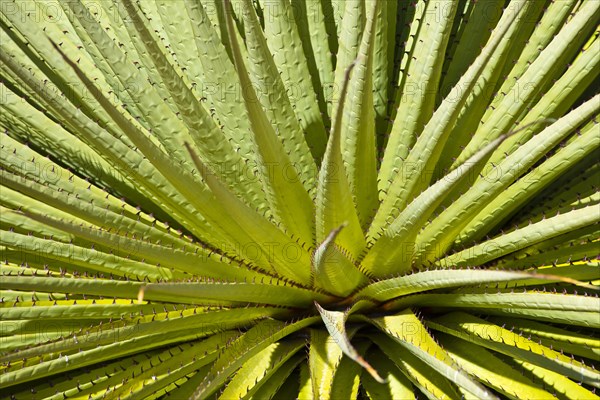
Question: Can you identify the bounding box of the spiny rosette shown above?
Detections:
[0,0,599,399]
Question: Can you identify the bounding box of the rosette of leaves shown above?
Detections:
[1,0,599,398]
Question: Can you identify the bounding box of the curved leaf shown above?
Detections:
[191,316,319,399]
[222,0,316,244]
[312,223,368,296]
[316,63,367,258]
[218,339,304,399]
[370,309,497,399]
[315,302,384,383]
[429,312,600,388]
[438,333,555,400]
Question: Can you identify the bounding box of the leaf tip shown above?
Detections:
[137,286,146,304]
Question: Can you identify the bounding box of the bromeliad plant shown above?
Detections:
[1,0,599,398]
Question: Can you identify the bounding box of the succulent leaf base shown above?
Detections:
[1,0,599,399]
